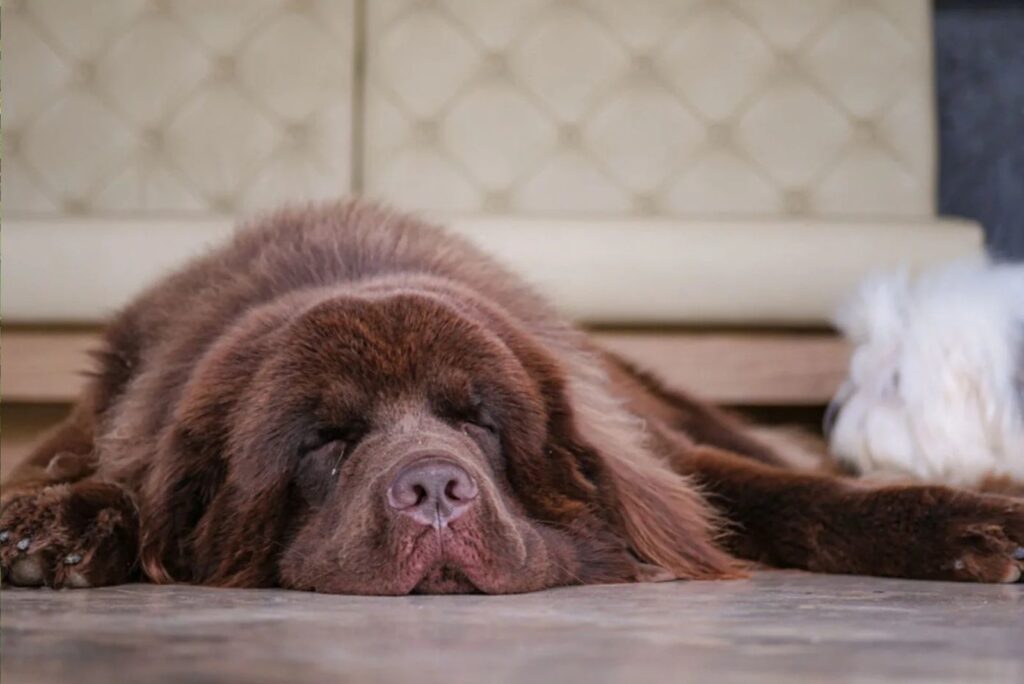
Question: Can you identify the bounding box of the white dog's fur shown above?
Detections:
[829,261,1024,488]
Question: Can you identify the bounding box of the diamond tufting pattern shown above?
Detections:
[4,0,355,217]
[5,0,935,220]
[363,0,935,218]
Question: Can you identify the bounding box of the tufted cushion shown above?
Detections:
[3,0,356,216]
[363,0,937,219]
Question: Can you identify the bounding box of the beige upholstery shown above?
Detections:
[1,0,983,325]
[365,0,937,218]
[2,216,982,325]
[4,0,355,215]
[447,216,982,324]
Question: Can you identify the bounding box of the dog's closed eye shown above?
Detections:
[460,416,503,472]
[295,427,361,505]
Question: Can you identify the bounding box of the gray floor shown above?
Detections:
[1,572,1021,684]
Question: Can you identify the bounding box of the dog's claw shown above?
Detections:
[1014,547,1024,562]
[15,537,31,552]
[0,530,9,543]
[10,557,45,585]
[63,553,83,566]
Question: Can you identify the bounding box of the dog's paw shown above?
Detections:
[877,488,1024,583]
[0,482,139,588]
[938,499,1024,583]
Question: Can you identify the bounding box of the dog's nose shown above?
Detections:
[387,460,478,528]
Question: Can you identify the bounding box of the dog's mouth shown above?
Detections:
[310,502,549,595]
[403,524,486,594]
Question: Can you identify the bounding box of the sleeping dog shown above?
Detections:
[2,201,1022,592]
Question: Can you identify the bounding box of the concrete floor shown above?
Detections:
[1,572,1021,684]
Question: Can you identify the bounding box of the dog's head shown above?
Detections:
[138,282,734,593]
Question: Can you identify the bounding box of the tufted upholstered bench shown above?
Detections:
[1,0,983,471]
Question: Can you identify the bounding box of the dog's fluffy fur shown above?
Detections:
[830,261,1024,489]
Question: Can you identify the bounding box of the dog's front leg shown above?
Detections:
[675,447,1024,583]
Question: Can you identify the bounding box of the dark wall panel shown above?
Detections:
[935,0,1024,260]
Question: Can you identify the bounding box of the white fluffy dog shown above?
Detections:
[828,261,1024,489]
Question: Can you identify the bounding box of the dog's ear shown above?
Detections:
[137,324,285,586]
[562,377,742,581]
[496,325,742,582]
[137,302,318,588]
[139,394,294,587]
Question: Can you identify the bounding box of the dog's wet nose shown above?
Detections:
[387,460,478,528]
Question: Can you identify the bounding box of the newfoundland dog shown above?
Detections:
[2,201,1022,593]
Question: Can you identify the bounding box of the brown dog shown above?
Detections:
[2,201,1022,593]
